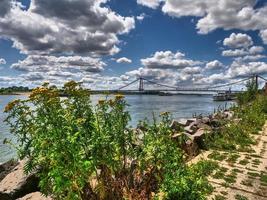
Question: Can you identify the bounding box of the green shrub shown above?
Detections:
[5,82,216,200]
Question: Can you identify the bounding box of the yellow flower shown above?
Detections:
[98,99,105,105]
[160,111,170,116]
[4,100,20,112]
[115,94,124,100]
[108,99,115,106]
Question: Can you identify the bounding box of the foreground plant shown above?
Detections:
[5,81,215,200]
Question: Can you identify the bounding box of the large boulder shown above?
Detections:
[0,159,19,182]
[0,160,39,200]
[201,117,210,124]
[170,120,182,131]
[17,192,52,200]
[224,111,234,119]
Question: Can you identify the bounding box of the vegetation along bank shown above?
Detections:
[0,80,267,200]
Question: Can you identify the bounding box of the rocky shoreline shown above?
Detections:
[0,109,234,200]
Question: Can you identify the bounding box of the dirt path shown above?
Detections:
[194,122,267,200]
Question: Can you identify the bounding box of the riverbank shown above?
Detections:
[0,81,265,199]
[0,106,262,200]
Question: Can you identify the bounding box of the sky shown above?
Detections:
[1,0,267,90]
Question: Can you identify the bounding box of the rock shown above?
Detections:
[224,111,234,119]
[177,118,197,127]
[209,119,221,128]
[193,129,209,149]
[186,118,197,125]
[184,126,194,134]
[182,136,199,157]
[184,121,198,134]
[171,132,183,139]
[197,123,212,131]
[193,128,206,138]
[0,159,19,182]
[17,192,52,200]
[170,120,182,130]
[201,117,210,124]
[0,160,39,200]
[176,119,188,127]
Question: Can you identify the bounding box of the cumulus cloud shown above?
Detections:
[137,13,146,21]
[260,29,267,44]
[137,0,162,9]
[205,60,224,70]
[11,55,106,73]
[0,0,135,55]
[0,0,11,17]
[223,33,253,48]
[0,58,6,65]
[222,46,264,57]
[141,51,202,69]
[138,0,267,42]
[227,61,267,78]
[116,57,132,64]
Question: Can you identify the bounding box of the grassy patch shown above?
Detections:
[226,154,239,163]
[247,171,260,177]
[252,159,261,165]
[235,194,248,200]
[208,151,227,161]
[241,179,253,187]
[232,168,244,173]
[260,173,267,184]
[214,194,227,200]
[239,159,249,165]
[223,173,236,184]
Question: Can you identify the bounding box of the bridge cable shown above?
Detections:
[117,79,140,90]
[203,77,252,90]
[142,78,178,89]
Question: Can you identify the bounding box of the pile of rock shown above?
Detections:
[0,160,51,200]
[171,110,234,157]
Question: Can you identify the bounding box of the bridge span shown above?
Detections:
[89,75,267,95]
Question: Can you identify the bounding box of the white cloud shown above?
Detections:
[223,33,253,48]
[222,46,265,57]
[141,50,202,69]
[236,54,266,61]
[138,0,267,42]
[227,61,267,78]
[260,29,267,44]
[116,57,132,64]
[137,13,146,21]
[222,49,248,57]
[205,60,224,70]
[0,0,135,56]
[137,0,162,9]
[11,55,106,73]
[0,58,6,65]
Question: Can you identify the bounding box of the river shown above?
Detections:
[0,94,233,163]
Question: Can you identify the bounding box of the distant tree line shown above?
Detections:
[0,86,30,95]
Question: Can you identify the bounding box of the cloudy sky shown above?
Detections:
[1,0,267,90]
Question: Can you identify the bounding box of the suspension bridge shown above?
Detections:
[90,74,267,95]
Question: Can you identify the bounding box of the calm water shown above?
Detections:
[0,94,233,163]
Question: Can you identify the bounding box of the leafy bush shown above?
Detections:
[4,82,216,200]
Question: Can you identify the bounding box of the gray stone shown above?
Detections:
[0,160,39,200]
[201,117,210,124]
[170,120,182,130]
[224,111,234,119]
[17,192,52,200]
[0,160,19,182]
[197,123,212,131]
[184,126,194,134]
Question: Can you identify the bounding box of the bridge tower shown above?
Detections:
[139,77,144,91]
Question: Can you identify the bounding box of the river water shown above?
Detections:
[0,94,233,163]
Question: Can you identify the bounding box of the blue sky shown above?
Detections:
[0,0,267,89]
